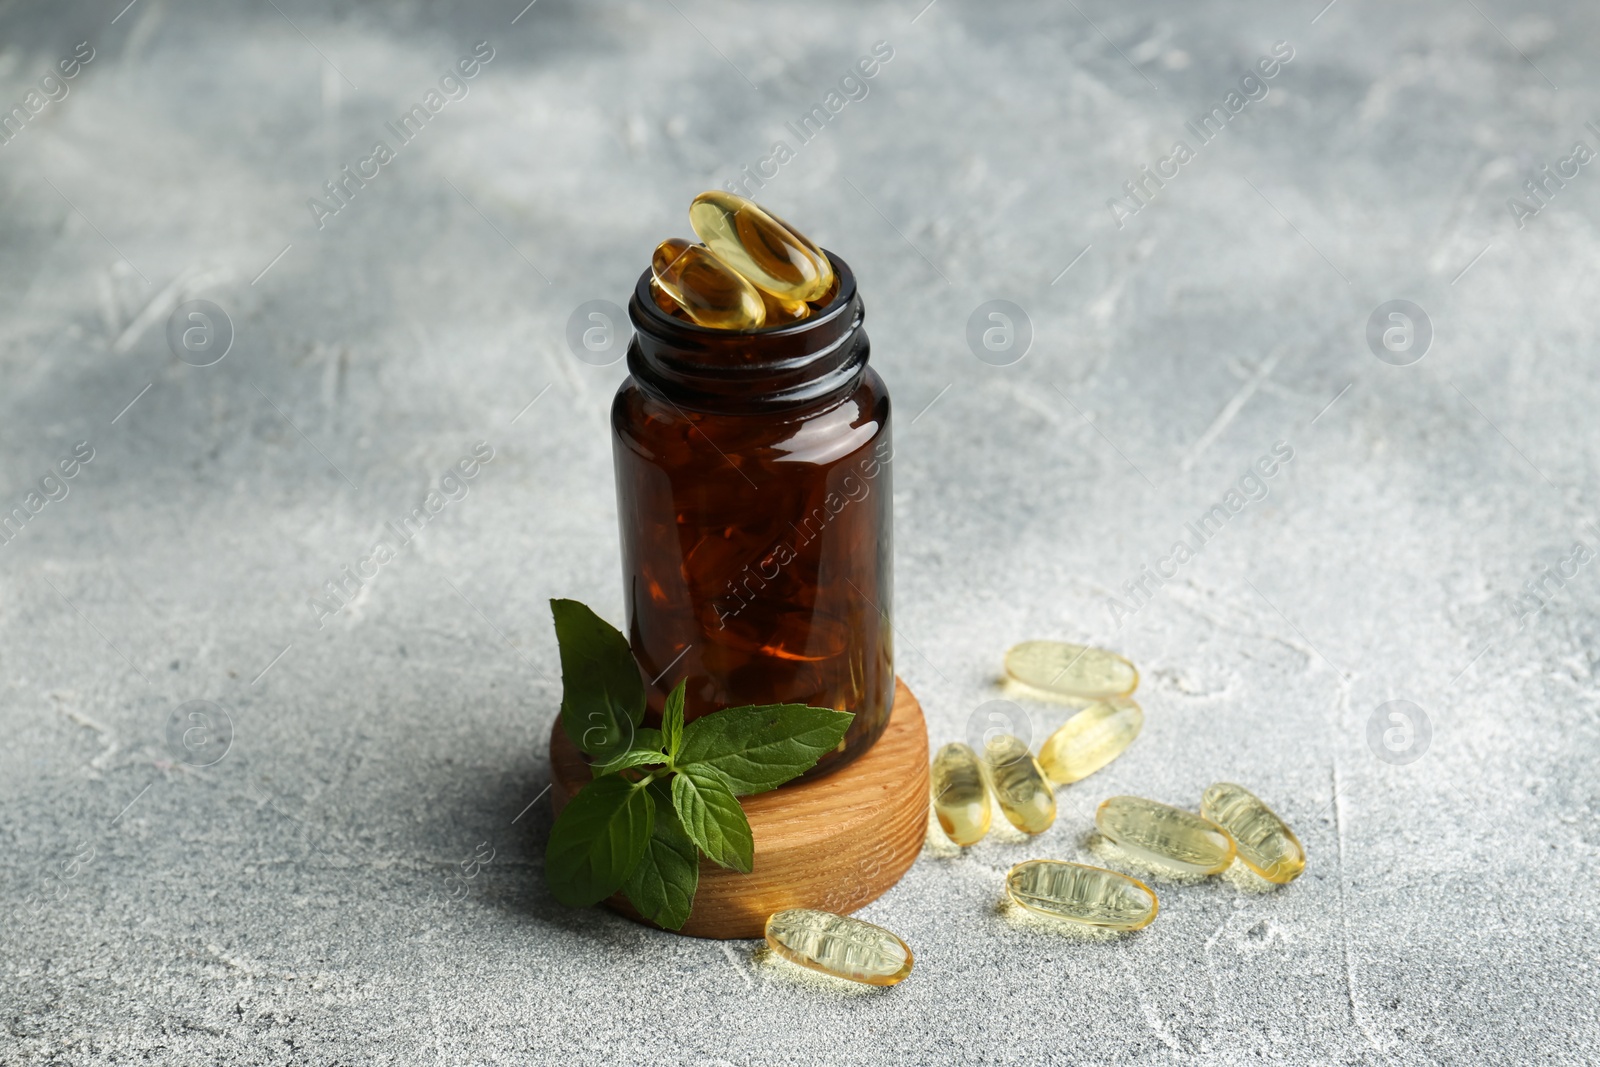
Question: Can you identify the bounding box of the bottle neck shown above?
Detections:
[626,252,869,414]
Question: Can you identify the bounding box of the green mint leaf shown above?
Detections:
[624,780,699,931]
[662,679,687,762]
[591,748,667,778]
[590,727,664,777]
[544,775,653,907]
[676,704,854,795]
[551,599,645,759]
[670,765,753,874]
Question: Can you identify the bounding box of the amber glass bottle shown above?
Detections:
[612,253,893,778]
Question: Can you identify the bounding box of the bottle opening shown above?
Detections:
[627,252,869,413]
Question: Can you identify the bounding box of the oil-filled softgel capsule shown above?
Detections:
[1201,782,1305,884]
[647,191,839,331]
[1036,699,1142,785]
[1006,859,1158,931]
[1004,640,1138,700]
[650,236,766,330]
[689,190,835,303]
[930,742,991,846]
[1095,795,1235,875]
[982,734,1057,835]
[764,909,913,987]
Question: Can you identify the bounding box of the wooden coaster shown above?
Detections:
[548,677,929,940]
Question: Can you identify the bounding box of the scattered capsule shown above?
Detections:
[1006,860,1158,931]
[689,191,835,302]
[764,908,913,987]
[1037,699,1143,785]
[650,237,766,330]
[1005,640,1138,700]
[930,742,991,846]
[982,734,1057,835]
[1096,795,1235,875]
[1201,782,1305,884]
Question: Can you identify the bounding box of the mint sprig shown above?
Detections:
[544,599,853,930]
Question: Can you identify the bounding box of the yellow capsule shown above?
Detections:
[1096,796,1235,875]
[759,287,811,325]
[806,269,840,310]
[1006,860,1158,930]
[688,191,835,302]
[1037,700,1143,785]
[982,734,1056,834]
[930,742,991,846]
[648,277,687,320]
[1201,782,1305,884]
[650,237,766,330]
[1004,640,1138,700]
[651,236,695,282]
[764,908,913,987]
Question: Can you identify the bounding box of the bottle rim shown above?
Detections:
[626,251,869,413]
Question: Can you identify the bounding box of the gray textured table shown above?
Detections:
[3,1,1597,1063]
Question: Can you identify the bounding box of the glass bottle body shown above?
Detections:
[611,256,893,776]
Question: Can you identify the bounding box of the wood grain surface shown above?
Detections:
[549,678,930,939]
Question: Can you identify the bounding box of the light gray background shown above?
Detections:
[3,1,1597,1064]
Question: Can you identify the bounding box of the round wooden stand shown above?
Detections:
[549,677,929,939]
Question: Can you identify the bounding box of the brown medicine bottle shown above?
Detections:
[611,253,893,778]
